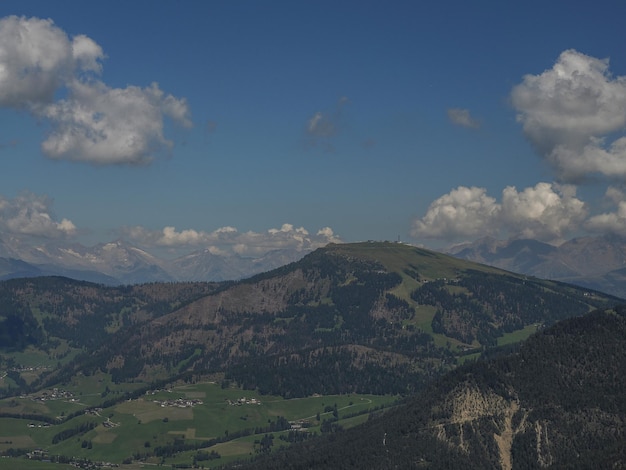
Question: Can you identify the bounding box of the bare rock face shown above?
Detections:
[432,384,528,469]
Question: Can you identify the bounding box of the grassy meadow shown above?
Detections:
[0,379,397,468]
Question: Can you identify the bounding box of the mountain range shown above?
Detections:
[0,236,307,285]
[1,242,618,398]
[0,242,623,468]
[5,234,626,301]
[448,234,626,298]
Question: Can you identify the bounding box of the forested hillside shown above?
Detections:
[0,242,619,400]
[236,306,626,469]
[67,242,617,397]
[0,278,222,394]
[0,242,622,467]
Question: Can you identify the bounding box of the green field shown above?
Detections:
[497,323,540,346]
[0,460,75,470]
[0,380,397,468]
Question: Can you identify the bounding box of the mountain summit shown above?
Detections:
[0,241,622,467]
[5,233,626,299]
[1,241,618,399]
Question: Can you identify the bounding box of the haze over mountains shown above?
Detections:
[0,236,308,285]
[449,234,626,298]
[3,232,626,300]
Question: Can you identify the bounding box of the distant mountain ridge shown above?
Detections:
[448,234,626,298]
[4,233,626,298]
[0,236,309,284]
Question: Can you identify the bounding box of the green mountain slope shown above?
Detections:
[0,277,223,393]
[1,242,620,399]
[237,305,626,469]
[0,242,623,466]
[5,241,610,399]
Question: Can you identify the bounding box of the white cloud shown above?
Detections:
[605,186,625,205]
[447,108,481,129]
[215,226,237,234]
[160,227,205,245]
[0,192,76,239]
[71,34,105,74]
[317,226,339,241]
[585,204,626,235]
[511,49,626,181]
[412,186,500,239]
[268,223,306,235]
[500,183,587,240]
[0,16,74,107]
[413,183,587,242]
[0,15,191,166]
[586,204,626,234]
[549,136,626,181]
[585,187,626,235]
[121,224,341,257]
[416,51,626,244]
[39,80,191,165]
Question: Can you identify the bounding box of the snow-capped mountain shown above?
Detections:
[0,237,311,285]
[6,232,626,298]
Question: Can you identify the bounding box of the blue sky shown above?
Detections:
[2,1,626,258]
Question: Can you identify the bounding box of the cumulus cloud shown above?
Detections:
[0,16,74,107]
[586,206,626,234]
[121,223,341,257]
[585,187,626,235]
[39,81,191,165]
[0,15,191,165]
[511,49,626,181]
[412,183,587,243]
[412,187,500,239]
[604,186,625,205]
[548,137,626,181]
[500,183,587,240]
[447,108,481,129]
[0,192,76,239]
[71,34,104,74]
